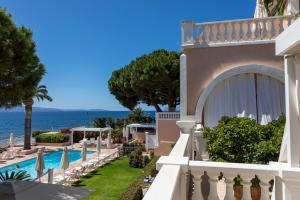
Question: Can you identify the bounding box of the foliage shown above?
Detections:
[264,0,287,16]
[0,170,31,182]
[32,130,55,137]
[251,175,261,187]
[129,147,146,168]
[35,133,69,143]
[233,174,243,187]
[123,142,144,155]
[202,116,285,164]
[92,117,114,128]
[108,49,180,111]
[0,8,44,107]
[120,156,159,200]
[128,107,154,123]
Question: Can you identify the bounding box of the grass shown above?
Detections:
[72,157,143,200]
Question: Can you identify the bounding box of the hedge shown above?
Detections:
[120,156,159,200]
[35,133,69,143]
[32,130,54,137]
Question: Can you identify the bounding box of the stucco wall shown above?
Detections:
[184,43,284,115]
[154,119,180,156]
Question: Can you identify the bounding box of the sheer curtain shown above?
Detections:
[203,73,285,127]
[204,74,257,127]
[256,74,285,125]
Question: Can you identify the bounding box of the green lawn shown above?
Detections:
[72,157,143,200]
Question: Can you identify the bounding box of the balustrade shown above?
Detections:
[182,15,294,47]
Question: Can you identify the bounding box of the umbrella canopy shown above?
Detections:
[81,142,87,162]
[254,0,268,18]
[96,136,101,160]
[60,147,69,171]
[35,149,45,179]
[0,180,90,200]
[9,133,14,148]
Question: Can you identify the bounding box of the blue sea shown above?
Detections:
[0,111,155,141]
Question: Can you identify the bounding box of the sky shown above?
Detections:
[0,0,256,111]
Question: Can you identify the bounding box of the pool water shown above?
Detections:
[0,150,94,179]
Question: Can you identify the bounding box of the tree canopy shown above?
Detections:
[202,116,285,164]
[108,49,180,112]
[0,8,45,108]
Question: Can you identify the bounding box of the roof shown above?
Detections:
[70,127,112,132]
[126,123,156,128]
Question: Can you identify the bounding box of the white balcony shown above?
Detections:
[182,15,295,48]
[156,112,180,120]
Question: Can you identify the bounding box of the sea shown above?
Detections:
[0,111,155,142]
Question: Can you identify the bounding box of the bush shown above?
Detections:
[32,130,54,137]
[35,133,69,143]
[120,157,159,200]
[202,115,285,164]
[129,147,145,168]
[123,142,144,155]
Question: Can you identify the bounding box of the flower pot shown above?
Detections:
[251,186,261,200]
[233,185,243,200]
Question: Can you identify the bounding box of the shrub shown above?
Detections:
[32,130,54,137]
[129,147,144,168]
[35,133,69,143]
[202,115,285,164]
[123,142,144,155]
[120,157,159,200]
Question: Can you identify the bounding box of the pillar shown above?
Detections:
[176,120,195,159]
[107,130,112,149]
[145,131,149,152]
[180,53,188,120]
[285,55,300,168]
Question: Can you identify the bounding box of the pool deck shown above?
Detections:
[0,144,119,180]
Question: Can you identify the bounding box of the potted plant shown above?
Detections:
[233,174,243,200]
[250,175,261,200]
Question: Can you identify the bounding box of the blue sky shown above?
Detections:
[1,0,255,111]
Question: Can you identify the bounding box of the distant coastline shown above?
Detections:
[0,106,109,112]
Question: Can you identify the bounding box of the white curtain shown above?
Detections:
[256,74,285,125]
[204,74,257,127]
[203,73,285,127]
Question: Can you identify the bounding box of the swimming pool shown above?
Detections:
[0,150,95,179]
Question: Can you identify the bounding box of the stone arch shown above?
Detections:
[195,64,284,123]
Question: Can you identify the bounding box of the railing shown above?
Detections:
[143,133,191,200]
[189,161,278,200]
[156,112,180,120]
[182,15,295,48]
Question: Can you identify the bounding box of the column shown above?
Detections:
[107,130,112,149]
[145,131,149,152]
[180,53,188,120]
[284,55,300,167]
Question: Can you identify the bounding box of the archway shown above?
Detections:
[195,64,285,125]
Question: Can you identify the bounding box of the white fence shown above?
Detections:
[156,112,180,120]
[182,15,295,48]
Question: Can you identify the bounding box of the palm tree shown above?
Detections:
[0,170,31,182]
[264,0,287,16]
[23,85,52,150]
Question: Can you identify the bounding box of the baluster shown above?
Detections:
[270,17,275,39]
[227,23,233,42]
[205,25,211,45]
[255,20,261,40]
[215,23,220,42]
[212,24,218,43]
[239,21,244,41]
[201,171,210,200]
[246,20,252,40]
[243,177,252,200]
[192,173,203,200]
[231,22,236,41]
[261,18,267,40]
[224,23,228,42]
[279,17,284,34]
